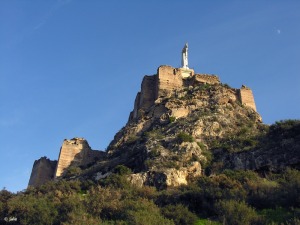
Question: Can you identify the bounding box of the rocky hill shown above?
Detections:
[27,64,300,190]
[7,62,300,225]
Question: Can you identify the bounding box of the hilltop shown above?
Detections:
[2,46,299,224]
[27,64,299,190]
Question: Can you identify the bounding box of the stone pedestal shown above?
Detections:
[179,68,194,78]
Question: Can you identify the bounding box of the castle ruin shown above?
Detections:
[128,43,257,122]
[28,138,105,187]
[28,43,258,187]
[28,157,57,187]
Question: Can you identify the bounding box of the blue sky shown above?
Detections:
[1,1,299,192]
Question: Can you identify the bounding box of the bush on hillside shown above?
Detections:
[177,132,194,143]
[161,204,198,225]
[216,200,262,225]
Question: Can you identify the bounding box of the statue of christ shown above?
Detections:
[181,43,189,69]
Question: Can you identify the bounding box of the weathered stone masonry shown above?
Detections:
[28,138,105,187]
[238,85,257,111]
[28,157,57,187]
[128,65,257,123]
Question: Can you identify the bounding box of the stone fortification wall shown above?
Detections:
[86,149,105,164]
[131,92,141,120]
[28,157,57,187]
[156,65,183,98]
[129,66,186,122]
[194,74,220,84]
[128,65,257,123]
[128,66,222,123]
[130,75,157,121]
[54,138,103,178]
[238,85,257,111]
[140,75,157,110]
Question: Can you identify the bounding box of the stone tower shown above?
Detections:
[28,157,57,187]
[54,138,104,178]
[238,85,257,111]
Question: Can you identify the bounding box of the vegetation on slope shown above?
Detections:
[1,166,300,225]
[4,76,300,225]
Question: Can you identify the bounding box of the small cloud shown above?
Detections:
[34,21,45,30]
[33,0,73,30]
[277,29,281,34]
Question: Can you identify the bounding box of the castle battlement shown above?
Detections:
[128,64,257,123]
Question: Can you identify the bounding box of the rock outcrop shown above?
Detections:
[213,120,300,172]
[28,64,299,190]
[102,73,262,188]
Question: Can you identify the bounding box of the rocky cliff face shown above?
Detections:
[28,65,300,189]
[213,120,300,173]
[99,79,263,188]
[82,67,298,189]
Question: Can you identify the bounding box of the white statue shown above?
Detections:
[181,43,189,69]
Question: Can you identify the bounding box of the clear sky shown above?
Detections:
[1,1,299,192]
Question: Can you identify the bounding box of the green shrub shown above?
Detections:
[64,166,82,178]
[259,207,295,225]
[216,200,262,225]
[120,198,175,225]
[148,148,161,158]
[127,135,139,144]
[195,218,221,225]
[223,170,259,183]
[200,83,211,90]
[61,211,101,225]
[7,194,59,225]
[161,204,198,225]
[200,150,213,169]
[222,83,231,89]
[144,159,155,168]
[145,129,164,140]
[114,165,132,175]
[0,189,13,219]
[163,161,180,170]
[85,186,122,219]
[177,132,194,143]
[197,142,206,150]
[99,166,132,189]
[270,120,300,135]
[169,116,176,123]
